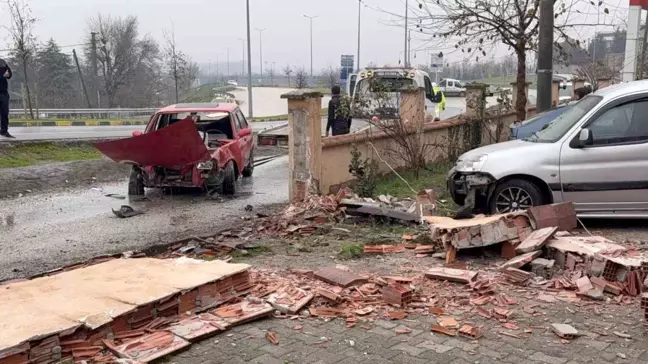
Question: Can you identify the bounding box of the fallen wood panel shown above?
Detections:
[0,258,249,353]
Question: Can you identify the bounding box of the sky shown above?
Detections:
[0,0,631,73]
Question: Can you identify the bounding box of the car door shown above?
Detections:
[558,94,648,214]
[235,109,253,167]
[229,111,246,171]
[446,80,455,95]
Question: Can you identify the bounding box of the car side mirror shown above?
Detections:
[578,128,593,147]
[239,128,251,137]
[132,130,143,137]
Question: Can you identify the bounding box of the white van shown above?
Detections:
[348,68,440,121]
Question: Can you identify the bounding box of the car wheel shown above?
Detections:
[489,179,544,214]
[222,161,237,195]
[459,91,466,97]
[128,167,145,196]
[242,150,254,177]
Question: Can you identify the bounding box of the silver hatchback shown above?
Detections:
[447,80,648,218]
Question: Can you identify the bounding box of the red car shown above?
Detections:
[95,103,255,195]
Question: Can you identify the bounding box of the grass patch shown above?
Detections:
[373,161,458,216]
[338,243,364,260]
[0,142,102,168]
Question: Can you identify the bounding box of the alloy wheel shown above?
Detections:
[495,187,533,213]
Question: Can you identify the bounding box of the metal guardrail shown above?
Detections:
[9,108,157,119]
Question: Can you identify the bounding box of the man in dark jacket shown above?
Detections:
[326,85,351,137]
[0,58,13,138]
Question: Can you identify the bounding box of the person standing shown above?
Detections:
[326,85,352,137]
[0,59,13,138]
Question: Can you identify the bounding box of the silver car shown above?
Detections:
[447,80,648,218]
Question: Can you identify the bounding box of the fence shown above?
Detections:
[8,108,157,119]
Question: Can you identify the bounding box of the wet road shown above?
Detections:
[231,87,331,118]
[0,156,289,281]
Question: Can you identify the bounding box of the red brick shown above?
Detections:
[314,267,367,287]
[528,202,577,231]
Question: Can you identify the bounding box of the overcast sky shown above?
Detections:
[0,0,630,72]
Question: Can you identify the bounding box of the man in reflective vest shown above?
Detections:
[431,83,446,121]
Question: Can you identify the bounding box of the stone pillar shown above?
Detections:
[551,80,562,107]
[281,90,323,202]
[597,78,611,89]
[465,83,487,119]
[510,82,531,108]
[399,89,425,125]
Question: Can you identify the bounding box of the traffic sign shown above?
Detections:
[430,54,443,73]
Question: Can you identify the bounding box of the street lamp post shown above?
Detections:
[357,0,361,72]
[404,0,408,67]
[238,38,246,77]
[246,0,253,117]
[303,15,317,77]
[255,28,266,80]
[227,48,230,79]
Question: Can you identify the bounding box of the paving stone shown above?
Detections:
[369,326,399,338]
[390,342,427,357]
[529,351,569,364]
[374,319,398,329]
[478,345,508,360]
[585,340,611,351]
[249,353,287,364]
[258,343,292,357]
[415,341,453,354]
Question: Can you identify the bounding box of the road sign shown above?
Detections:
[430,54,443,73]
[340,55,355,81]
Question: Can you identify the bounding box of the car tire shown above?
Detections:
[242,150,254,177]
[459,91,466,97]
[488,179,544,214]
[128,167,145,196]
[222,161,237,195]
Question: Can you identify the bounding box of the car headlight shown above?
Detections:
[197,161,214,170]
[455,154,488,172]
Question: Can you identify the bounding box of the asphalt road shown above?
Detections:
[0,156,289,281]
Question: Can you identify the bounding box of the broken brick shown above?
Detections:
[551,323,578,339]
[387,311,408,320]
[528,202,577,231]
[500,251,542,270]
[265,332,279,345]
[382,284,412,307]
[316,288,342,303]
[515,226,558,254]
[501,268,532,284]
[459,325,482,339]
[314,267,367,287]
[425,267,478,284]
[431,324,457,337]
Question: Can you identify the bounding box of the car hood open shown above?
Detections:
[95,118,210,168]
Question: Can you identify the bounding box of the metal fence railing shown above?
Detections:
[9,108,158,119]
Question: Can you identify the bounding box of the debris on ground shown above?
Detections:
[111,205,144,219]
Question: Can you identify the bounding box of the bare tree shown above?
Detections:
[283,64,293,87]
[162,26,187,103]
[6,0,37,118]
[86,15,159,107]
[321,66,339,89]
[266,65,275,85]
[411,0,614,121]
[295,68,308,89]
[576,60,616,91]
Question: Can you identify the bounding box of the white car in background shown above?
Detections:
[226,80,238,87]
[438,78,467,97]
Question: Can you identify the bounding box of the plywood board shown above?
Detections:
[0,258,249,353]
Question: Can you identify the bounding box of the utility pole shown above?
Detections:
[357,0,361,72]
[227,48,230,79]
[238,38,246,77]
[408,30,412,67]
[639,11,648,79]
[404,0,408,67]
[72,49,92,109]
[246,0,254,117]
[303,15,317,77]
[216,55,220,83]
[256,28,266,79]
[536,0,553,113]
[90,32,98,107]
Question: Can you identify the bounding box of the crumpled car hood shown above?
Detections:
[95,118,210,168]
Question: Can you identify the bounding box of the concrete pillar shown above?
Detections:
[399,89,425,125]
[551,80,562,107]
[465,83,487,119]
[281,90,323,202]
[597,78,611,89]
[510,82,531,108]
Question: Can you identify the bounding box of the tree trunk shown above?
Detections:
[22,61,34,119]
[515,48,527,122]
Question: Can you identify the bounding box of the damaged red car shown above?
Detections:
[95,103,254,196]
